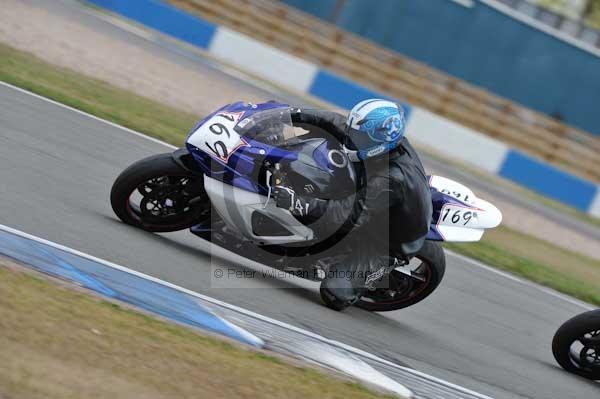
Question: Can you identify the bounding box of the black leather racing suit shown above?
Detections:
[290,108,432,298]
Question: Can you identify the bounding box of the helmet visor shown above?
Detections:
[344,125,380,152]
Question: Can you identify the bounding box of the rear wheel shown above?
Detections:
[552,310,600,380]
[356,241,446,312]
[110,153,210,232]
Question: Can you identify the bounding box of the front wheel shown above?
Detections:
[356,241,446,312]
[110,153,210,232]
[552,309,600,380]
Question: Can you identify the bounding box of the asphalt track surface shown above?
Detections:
[1,82,599,399]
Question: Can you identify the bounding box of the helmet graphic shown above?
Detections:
[344,99,406,161]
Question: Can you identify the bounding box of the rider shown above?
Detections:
[273,99,432,310]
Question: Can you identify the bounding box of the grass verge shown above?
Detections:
[1,42,598,306]
[0,42,197,146]
[0,260,392,399]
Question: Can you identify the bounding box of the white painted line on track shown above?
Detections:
[292,340,414,398]
[1,80,593,313]
[0,81,177,150]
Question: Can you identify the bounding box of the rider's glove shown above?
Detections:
[272,186,310,217]
[273,185,295,211]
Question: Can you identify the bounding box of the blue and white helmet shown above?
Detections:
[344,99,406,161]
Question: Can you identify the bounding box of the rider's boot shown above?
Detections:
[319,265,360,311]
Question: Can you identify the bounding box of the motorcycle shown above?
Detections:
[110,102,502,311]
[553,309,600,380]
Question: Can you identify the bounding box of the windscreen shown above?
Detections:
[187,104,293,163]
[236,107,295,147]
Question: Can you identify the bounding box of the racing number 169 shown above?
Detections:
[442,208,474,225]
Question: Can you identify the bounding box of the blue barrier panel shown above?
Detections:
[499,150,598,211]
[87,0,217,49]
[309,69,412,116]
[0,228,263,347]
[284,0,600,136]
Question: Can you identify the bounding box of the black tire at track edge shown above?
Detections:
[357,240,447,312]
[110,153,205,233]
[552,309,600,380]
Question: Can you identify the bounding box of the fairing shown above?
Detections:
[427,175,502,242]
[186,102,356,199]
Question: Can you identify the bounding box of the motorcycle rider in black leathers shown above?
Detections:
[273,99,432,310]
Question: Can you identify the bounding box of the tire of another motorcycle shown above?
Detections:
[552,309,600,380]
[111,153,209,233]
[356,240,446,312]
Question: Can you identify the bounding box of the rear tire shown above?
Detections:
[356,241,446,312]
[552,310,600,380]
[111,153,209,232]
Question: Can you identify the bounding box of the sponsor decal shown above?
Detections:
[365,266,386,287]
[294,199,309,216]
[366,145,386,158]
[237,118,252,128]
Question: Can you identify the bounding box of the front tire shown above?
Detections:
[356,241,446,312]
[111,153,209,232]
[552,310,600,380]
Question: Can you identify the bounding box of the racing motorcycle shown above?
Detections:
[553,309,600,380]
[111,102,502,311]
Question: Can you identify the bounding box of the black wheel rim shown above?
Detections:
[125,175,208,226]
[570,329,600,371]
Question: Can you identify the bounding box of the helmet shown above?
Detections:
[343,99,406,161]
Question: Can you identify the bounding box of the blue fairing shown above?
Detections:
[426,227,444,241]
[186,102,297,195]
[313,140,333,171]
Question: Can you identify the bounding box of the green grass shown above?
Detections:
[0,260,394,399]
[0,42,197,146]
[1,42,598,306]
